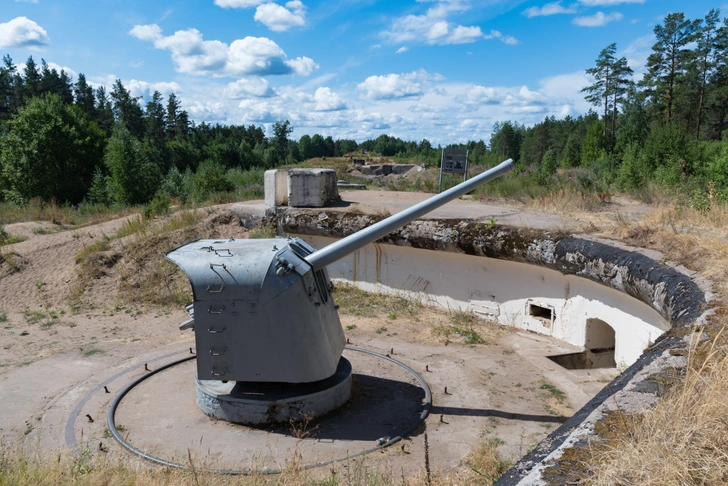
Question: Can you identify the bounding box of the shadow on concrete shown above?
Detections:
[262,374,426,442]
[328,199,357,208]
[431,405,568,424]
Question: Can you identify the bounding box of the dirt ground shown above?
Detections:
[0,198,632,478]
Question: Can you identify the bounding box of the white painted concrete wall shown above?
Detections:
[264,169,288,212]
[300,235,669,368]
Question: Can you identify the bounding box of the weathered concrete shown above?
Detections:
[280,213,707,330]
[359,164,414,176]
[196,357,352,425]
[264,169,288,213]
[270,209,714,485]
[298,234,667,368]
[288,169,339,208]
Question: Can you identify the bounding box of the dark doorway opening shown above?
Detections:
[548,318,616,370]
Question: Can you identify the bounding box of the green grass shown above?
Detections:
[0,198,136,226]
[0,312,7,323]
[332,283,422,319]
[0,225,27,246]
[448,309,486,344]
[83,349,104,357]
[540,381,567,402]
[0,251,25,275]
[24,310,46,325]
[248,224,276,239]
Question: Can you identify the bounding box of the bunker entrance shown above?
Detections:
[548,318,616,370]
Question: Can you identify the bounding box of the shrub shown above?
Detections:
[105,124,161,205]
[143,191,171,219]
[192,160,233,202]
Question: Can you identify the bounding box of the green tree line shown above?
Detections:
[489,9,728,208]
[3,9,728,211]
[0,54,488,208]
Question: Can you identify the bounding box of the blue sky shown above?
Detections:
[0,0,720,143]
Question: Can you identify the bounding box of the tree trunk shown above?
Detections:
[611,91,617,150]
[696,56,708,140]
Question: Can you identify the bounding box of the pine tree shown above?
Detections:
[641,13,701,124]
[707,18,728,139]
[582,44,616,138]
[22,56,41,103]
[694,9,721,139]
[145,91,166,149]
[74,73,96,118]
[94,86,115,134]
[609,56,633,146]
[0,55,18,123]
[166,93,180,140]
[110,79,144,138]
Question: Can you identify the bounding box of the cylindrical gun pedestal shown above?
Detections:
[196,357,352,425]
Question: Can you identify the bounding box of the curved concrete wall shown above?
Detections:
[276,210,714,485]
[301,235,667,368]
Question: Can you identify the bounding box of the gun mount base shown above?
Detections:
[196,357,353,425]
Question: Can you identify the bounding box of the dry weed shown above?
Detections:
[527,188,610,214]
[462,437,512,484]
[589,329,728,485]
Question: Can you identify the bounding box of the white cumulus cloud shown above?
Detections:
[573,11,623,27]
[0,17,49,49]
[314,87,347,111]
[214,0,266,7]
[483,30,520,45]
[579,0,644,5]
[523,1,577,18]
[237,99,285,123]
[45,62,77,80]
[285,56,318,76]
[129,24,318,77]
[254,1,306,32]
[224,77,275,98]
[357,70,437,100]
[383,1,484,46]
[128,80,183,98]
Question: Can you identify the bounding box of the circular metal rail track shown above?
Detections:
[70,346,431,475]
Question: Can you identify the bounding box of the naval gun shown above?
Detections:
[165,159,513,423]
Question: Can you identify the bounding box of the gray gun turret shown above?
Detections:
[166,159,514,384]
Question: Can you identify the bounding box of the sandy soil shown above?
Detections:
[0,201,619,478]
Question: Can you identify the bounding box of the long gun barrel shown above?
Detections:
[305,158,514,271]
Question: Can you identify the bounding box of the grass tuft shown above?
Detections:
[464,437,512,484]
[588,328,728,485]
[333,283,422,320]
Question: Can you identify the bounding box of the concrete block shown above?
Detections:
[264,169,288,213]
[288,169,339,208]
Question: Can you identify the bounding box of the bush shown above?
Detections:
[0,93,106,205]
[105,124,161,205]
[618,144,648,190]
[161,167,187,200]
[143,191,171,218]
[86,167,111,206]
[192,160,233,202]
[225,167,265,189]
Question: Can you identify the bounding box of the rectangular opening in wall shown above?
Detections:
[528,303,553,321]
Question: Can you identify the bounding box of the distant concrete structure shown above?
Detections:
[288,169,339,208]
[264,168,339,214]
[359,164,414,176]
